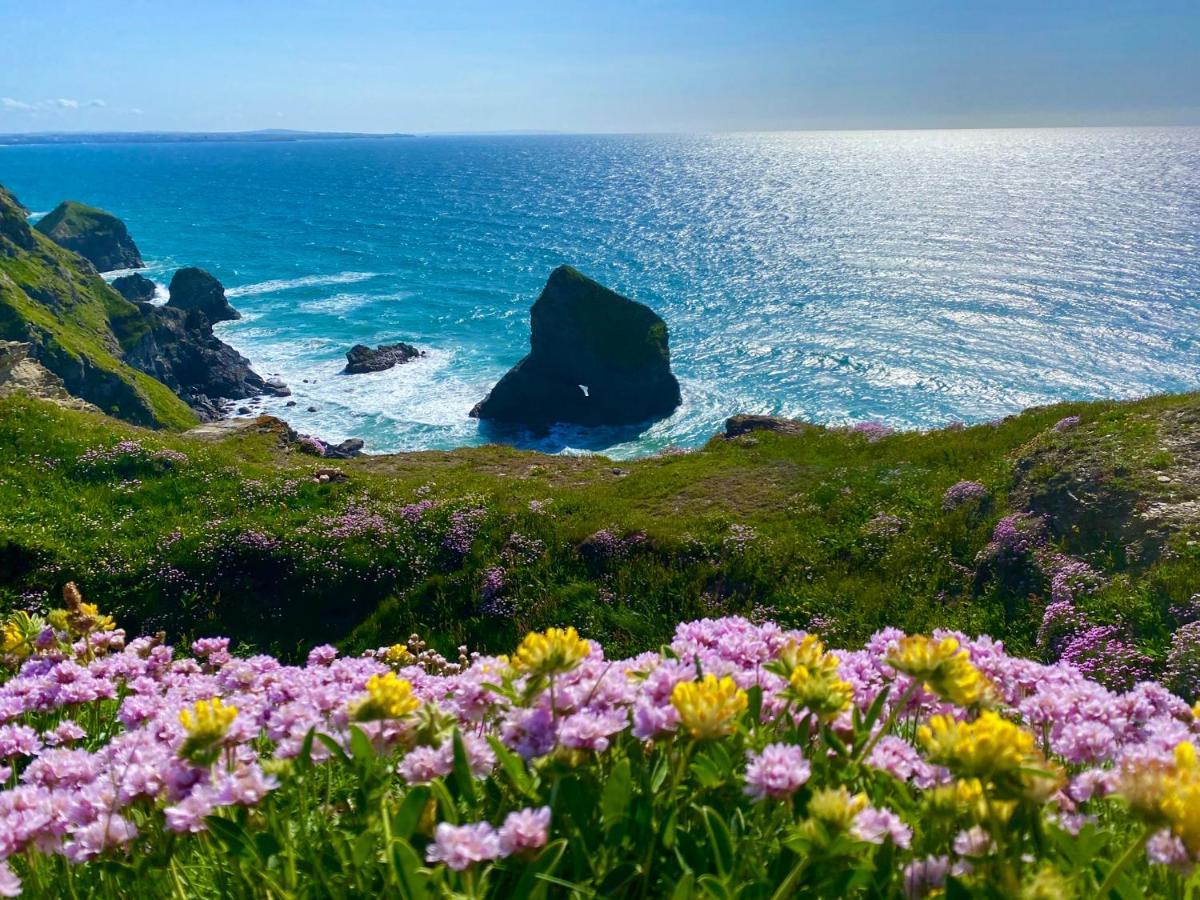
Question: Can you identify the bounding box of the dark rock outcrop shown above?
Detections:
[325,438,365,458]
[34,201,144,272]
[725,415,820,439]
[471,266,681,427]
[166,268,240,324]
[344,341,424,374]
[111,273,157,304]
[124,269,288,420]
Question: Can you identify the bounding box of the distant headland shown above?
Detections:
[0,129,412,146]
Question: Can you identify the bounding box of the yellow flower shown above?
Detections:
[383,644,415,667]
[918,711,1036,779]
[178,697,237,762]
[1192,700,1200,721]
[512,627,590,677]
[779,636,853,719]
[1,612,45,662]
[352,672,421,722]
[887,635,991,706]
[806,786,869,831]
[1124,741,1200,856]
[1019,864,1076,900]
[671,674,748,740]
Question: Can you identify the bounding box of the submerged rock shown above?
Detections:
[344,341,424,374]
[34,200,144,272]
[471,266,681,427]
[111,273,157,304]
[166,267,241,324]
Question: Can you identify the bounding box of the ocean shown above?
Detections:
[2,128,1198,457]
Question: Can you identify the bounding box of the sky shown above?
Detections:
[2,0,1198,134]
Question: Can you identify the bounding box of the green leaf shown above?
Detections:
[450,730,478,806]
[393,786,432,840]
[393,838,431,900]
[670,873,696,900]
[488,735,538,799]
[314,732,350,764]
[349,725,376,763]
[205,816,260,862]
[509,839,568,900]
[746,684,764,726]
[699,806,734,878]
[602,757,633,832]
[699,874,734,900]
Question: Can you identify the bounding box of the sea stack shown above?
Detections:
[471,265,681,427]
[34,200,144,272]
[166,267,241,323]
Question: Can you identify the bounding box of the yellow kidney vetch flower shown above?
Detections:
[918,711,1035,778]
[512,627,590,677]
[383,644,415,667]
[1122,741,1200,855]
[887,635,992,706]
[1,612,43,662]
[671,674,748,740]
[804,786,870,838]
[777,635,853,720]
[179,697,238,762]
[353,672,421,722]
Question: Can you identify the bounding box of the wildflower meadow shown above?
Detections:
[2,585,1200,898]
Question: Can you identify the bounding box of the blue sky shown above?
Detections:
[2,0,1198,133]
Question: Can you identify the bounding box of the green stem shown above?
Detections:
[857,681,919,762]
[1094,827,1151,900]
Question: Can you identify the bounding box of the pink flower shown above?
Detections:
[851,807,912,848]
[0,860,20,898]
[744,743,810,801]
[425,821,501,870]
[498,806,550,856]
[397,746,452,785]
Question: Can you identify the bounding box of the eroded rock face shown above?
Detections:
[0,341,99,412]
[111,273,157,304]
[124,269,287,420]
[166,268,240,324]
[0,187,35,255]
[34,201,144,272]
[344,342,424,374]
[471,266,681,427]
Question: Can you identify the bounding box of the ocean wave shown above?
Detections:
[226,272,381,298]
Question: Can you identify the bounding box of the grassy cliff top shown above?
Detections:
[33,200,125,238]
[3,390,1198,691]
[0,189,196,429]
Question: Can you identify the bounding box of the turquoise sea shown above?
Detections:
[2,128,1199,457]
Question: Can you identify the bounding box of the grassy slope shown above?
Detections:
[0,227,196,430]
[3,390,1199,675]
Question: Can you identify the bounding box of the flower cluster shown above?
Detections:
[941,480,989,511]
[0,606,1198,897]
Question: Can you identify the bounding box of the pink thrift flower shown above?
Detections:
[425,821,501,870]
[851,807,912,848]
[743,743,810,801]
[498,806,551,856]
[0,860,20,898]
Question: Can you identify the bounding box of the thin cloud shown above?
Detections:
[1,97,110,114]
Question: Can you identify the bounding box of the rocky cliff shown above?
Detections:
[34,200,144,273]
[0,186,195,428]
[471,266,682,427]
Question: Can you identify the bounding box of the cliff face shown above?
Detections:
[0,187,196,429]
[34,200,145,273]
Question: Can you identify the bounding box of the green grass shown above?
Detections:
[4,388,1200,677]
[0,227,197,430]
